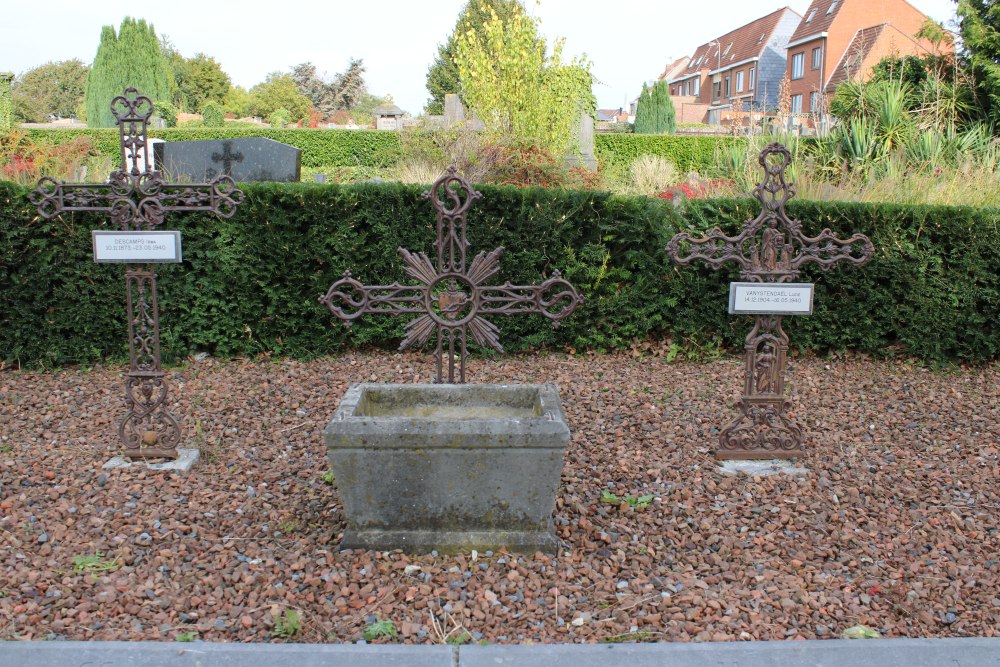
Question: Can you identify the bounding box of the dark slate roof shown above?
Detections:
[672,6,801,80]
[374,104,404,116]
[789,0,844,42]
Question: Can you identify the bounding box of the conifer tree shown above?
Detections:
[84,18,173,128]
[652,80,676,133]
[633,83,653,133]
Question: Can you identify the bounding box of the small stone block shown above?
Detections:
[718,459,809,476]
[102,448,200,473]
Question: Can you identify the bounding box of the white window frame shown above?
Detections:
[791,52,805,79]
[749,67,755,90]
[812,47,822,70]
[693,78,700,96]
[790,94,803,114]
[736,71,744,92]
[810,91,821,112]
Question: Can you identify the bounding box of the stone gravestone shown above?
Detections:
[153,137,301,182]
[569,112,597,171]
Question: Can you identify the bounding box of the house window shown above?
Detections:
[749,67,756,90]
[827,1,838,14]
[812,47,822,70]
[791,53,805,79]
[805,9,816,22]
[790,94,803,114]
[736,71,744,92]
[724,76,730,97]
[693,78,700,96]
[810,91,821,112]
[714,81,721,99]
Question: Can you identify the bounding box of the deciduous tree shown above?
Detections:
[956,0,1000,127]
[424,0,528,114]
[11,60,88,123]
[248,73,311,123]
[454,5,593,156]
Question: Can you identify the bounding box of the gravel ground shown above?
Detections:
[0,350,997,644]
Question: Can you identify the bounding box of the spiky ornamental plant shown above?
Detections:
[84,18,173,128]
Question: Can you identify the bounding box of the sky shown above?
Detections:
[1,0,960,116]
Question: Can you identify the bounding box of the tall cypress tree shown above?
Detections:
[633,83,653,133]
[84,18,173,128]
[652,80,676,133]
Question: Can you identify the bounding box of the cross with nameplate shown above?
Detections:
[666,142,874,459]
[320,167,584,383]
[30,88,244,460]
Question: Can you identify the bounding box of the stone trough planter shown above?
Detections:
[324,383,570,554]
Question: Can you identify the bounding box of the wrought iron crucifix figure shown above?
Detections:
[320,167,584,383]
[30,88,244,460]
[666,143,873,459]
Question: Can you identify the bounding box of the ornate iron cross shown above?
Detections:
[30,88,244,460]
[320,167,584,383]
[666,142,873,459]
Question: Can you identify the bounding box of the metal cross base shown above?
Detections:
[719,315,802,459]
[30,87,244,460]
[667,142,873,460]
[321,166,584,383]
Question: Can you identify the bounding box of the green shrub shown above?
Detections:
[154,99,176,128]
[202,101,224,128]
[2,181,997,366]
[595,134,743,177]
[268,108,290,129]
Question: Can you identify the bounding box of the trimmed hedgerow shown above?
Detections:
[25,128,761,175]
[23,128,403,169]
[1,180,997,367]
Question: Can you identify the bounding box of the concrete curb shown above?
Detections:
[1,638,998,667]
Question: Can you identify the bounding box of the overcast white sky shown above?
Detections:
[1,0,959,115]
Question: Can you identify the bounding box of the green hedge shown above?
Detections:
[2,180,998,367]
[594,134,743,175]
[24,128,403,169]
[26,127,751,174]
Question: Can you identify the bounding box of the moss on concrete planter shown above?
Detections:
[324,383,570,554]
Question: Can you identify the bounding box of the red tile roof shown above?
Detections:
[789,0,844,43]
[824,23,888,91]
[658,56,691,81]
[672,6,801,80]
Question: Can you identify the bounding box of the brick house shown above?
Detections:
[784,0,936,119]
[668,7,802,125]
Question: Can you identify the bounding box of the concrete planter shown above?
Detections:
[324,383,570,554]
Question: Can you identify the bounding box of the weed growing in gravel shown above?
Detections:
[602,631,655,643]
[446,630,473,645]
[271,609,301,639]
[71,553,118,574]
[600,490,654,509]
[277,518,299,534]
[321,469,336,486]
[362,617,398,641]
[175,631,198,642]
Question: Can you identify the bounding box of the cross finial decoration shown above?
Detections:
[666,142,874,459]
[320,167,584,383]
[29,87,245,461]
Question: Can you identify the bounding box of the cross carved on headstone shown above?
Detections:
[320,167,584,383]
[211,141,244,177]
[666,143,874,459]
[30,87,244,460]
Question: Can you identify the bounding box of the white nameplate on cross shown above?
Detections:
[92,231,182,263]
[728,282,814,315]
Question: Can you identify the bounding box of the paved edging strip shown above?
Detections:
[460,638,1000,666]
[0,638,997,667]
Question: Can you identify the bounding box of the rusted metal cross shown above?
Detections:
[320,167,584,383]
[666,142,873,459]
[30,88,244,460]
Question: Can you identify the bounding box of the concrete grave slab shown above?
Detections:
[103,447,199,473]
